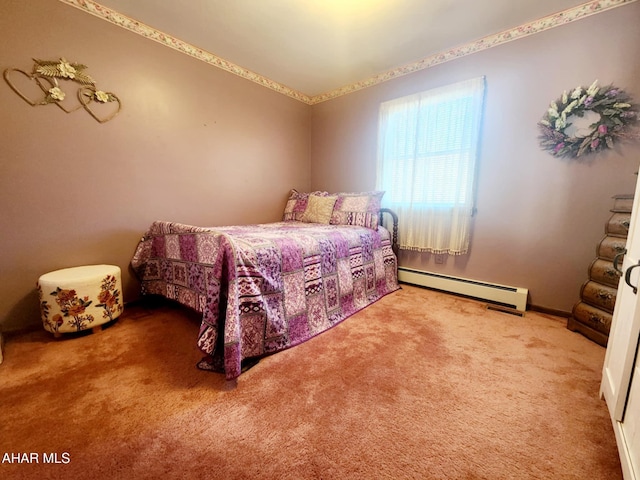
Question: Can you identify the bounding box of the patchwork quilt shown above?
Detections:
[131,221,400,379]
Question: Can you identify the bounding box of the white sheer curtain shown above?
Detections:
[376,77,486,255]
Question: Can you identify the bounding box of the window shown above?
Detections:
[376,76,486,255]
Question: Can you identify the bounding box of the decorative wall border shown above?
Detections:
[310,0,638,104]
[57,0,312,104]
[59,0,637,105]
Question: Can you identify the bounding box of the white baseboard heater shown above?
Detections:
[398,267,529,312]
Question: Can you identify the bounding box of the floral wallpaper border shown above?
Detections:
[59,0,637,105]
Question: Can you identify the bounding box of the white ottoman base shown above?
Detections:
[38,265,124,336]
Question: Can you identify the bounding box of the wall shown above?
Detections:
[2,2,639,332]
[310,2,640,312]
[0,0,311,331]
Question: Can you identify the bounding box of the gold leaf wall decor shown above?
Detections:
[3,57,121,124]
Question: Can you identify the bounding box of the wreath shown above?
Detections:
[538,80,638,158]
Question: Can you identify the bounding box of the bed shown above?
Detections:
[130,190,400,380]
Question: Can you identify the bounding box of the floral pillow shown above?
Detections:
[282,189,329,222]
[300,194,338,224]
[330,191,385,230]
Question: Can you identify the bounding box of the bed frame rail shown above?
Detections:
[379,208,399,256]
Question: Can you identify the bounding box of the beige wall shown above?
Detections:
[2,2,639,333]
[310,2,640,312]
[0,0,310,331]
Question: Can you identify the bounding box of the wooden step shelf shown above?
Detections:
[567,194,633,347]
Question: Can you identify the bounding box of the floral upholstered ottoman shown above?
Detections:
[37,265,124,337]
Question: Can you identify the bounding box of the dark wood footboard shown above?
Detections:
[379,208,399,256]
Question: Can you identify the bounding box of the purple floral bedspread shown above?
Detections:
[131,221,399,379]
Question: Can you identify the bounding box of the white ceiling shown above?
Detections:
[92,0,591,97]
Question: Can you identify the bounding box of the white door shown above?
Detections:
[601,175,640,422]
[622,363,640,476]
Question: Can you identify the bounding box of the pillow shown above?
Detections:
[282,189,329,222]
[300,195,338,224]
[330,191,385,230]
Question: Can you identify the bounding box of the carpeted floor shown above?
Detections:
[0,284,622,479]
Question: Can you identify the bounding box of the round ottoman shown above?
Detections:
[37,265,124,337]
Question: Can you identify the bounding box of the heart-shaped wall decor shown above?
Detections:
[3,68,50,106]
[78,86,122,123]
[40,77,85,114]
[32,76,86,114]
[6,59,122,125]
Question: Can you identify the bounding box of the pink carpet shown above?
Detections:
[0,284,621,479]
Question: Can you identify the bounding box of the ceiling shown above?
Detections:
[75,1,608,101]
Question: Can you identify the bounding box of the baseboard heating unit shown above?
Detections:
[398,267,529,312]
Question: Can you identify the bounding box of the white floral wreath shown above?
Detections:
[538,80,638,158]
